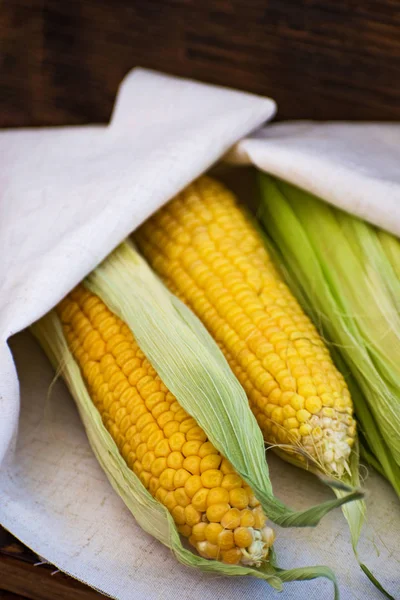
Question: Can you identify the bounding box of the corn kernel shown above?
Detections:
[156,487,168,504]
[182,440,203,457]
[163,420,180,437]
[221,474,243,491]
[191,487,209,512]
[217,530,235,550]
[152,401,170,419]
[206,487,230,506]
[221,508,241,530]
[136,443,147,461]
[158,411,175,429]
[220,459,235,474]
[284,417,299,429]
[120,386,140,405]
[268,388,282,404]
[191,522,207,541]
[180,418,197,434]
[205,522,224,544]
[159,468,175,491]
[178,524,192,538]
[253,506,267,529]
[289,427,301,442]
[169,432,186,452]
[172,469,189,489]
[149,476,159,495]
[322,407,335,418]
[201,469,223,489]
[139,471,151,487]
[151,438,169,457]
[305,396,322,414]
[271,407,283,424]
[312,426,323,439]
[197,541,219,559]
[198,442,219,458]
[171,505,186,525]
[283,405,296,418]
[185,504,202,527]
[163,491,177,511]
[183,456,201,475]
[186,426,207,442]
[234,527,253,548]
[299,423,312,436]
[297,409,311,423]
[221,547,242,564]
[144,389,163,410]
[174,487,191,507]
[151,457,167,477]
[240,509,255,527]
[206,503,230,523]
[184,475,203,498]
[200,454,222,473]
[228,488,248,509]
[167,451,184,470]
[128,368,147,387]
[142,451,155,471]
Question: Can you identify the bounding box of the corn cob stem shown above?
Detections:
[57,284,274,566]
[135,176,357,477]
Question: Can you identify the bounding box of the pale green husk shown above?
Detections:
[83,240,361,527]
[258,173,399,598]
[258,174,400,496]
[31,240,360,596]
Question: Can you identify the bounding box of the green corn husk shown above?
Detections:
[258,173,399,599]
[258,174,400,495]
[31,240,363,596]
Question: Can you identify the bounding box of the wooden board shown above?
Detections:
[0,528,104,600]
[0,0,399,127]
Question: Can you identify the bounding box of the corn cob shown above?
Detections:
[135,176,356,476]
[57,284,274,566]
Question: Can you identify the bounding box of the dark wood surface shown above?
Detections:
[1,0,400,128]
[0,528,104,600]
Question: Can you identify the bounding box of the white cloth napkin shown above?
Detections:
[0,68,275,463]
[0,68,399,600]
[227,120,400,237]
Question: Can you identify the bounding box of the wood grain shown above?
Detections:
[0,554,105,600]
[1,0,399,127]
[0,593,30,600]
[0,529,105,600]
[0,528,40,565]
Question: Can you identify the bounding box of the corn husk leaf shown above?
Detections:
[379,230,400,286]
[31,239,350,595]
[82,240,362,526]
[258,174,400,495]
[262,214,400,502]
[32,311,281,590]
[258,173,398,599]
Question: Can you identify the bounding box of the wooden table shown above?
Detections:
[0,528,104,599]
[0,1,399,598]
[1,0,399,128]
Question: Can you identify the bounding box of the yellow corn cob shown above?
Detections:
[57,284,274,566]
[136,176,356,476]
